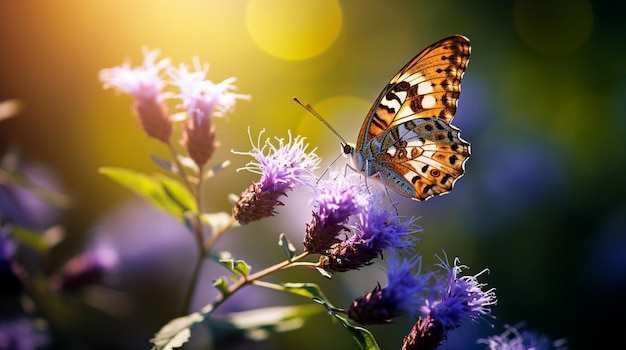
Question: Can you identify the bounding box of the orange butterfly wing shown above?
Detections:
[352,35,471,200]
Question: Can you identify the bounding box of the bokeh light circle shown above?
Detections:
[246,0,342,60]
[514,0,593,56]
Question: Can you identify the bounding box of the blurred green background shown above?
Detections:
[1,0,625,349]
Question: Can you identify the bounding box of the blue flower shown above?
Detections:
[50,241,118,293]
[422,252,497,330]
[478,324,568,350]
[348,254,431,324]
[233,129,320,224]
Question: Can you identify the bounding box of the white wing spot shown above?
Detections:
[417,82,433,95]
[422,95,436,108]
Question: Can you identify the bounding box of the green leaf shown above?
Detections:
[219,259,251,277]
[278,233,296,261]
[150,305,213,350]
[233,260,251,276]
[213,277,229,296]
[99,167,197,221]
[282,283,330,302]
[310,298,379,350]
[154,174,197,213]
[211,304,323,341]
[330,313,380,350]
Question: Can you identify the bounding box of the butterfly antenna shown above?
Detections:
[293,97,350,148]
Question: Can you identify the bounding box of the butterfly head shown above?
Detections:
[341,143,353,156]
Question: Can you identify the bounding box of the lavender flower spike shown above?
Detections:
[232,128,320,224]
[322,195,420,272]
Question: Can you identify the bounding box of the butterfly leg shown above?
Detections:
[361,159,400,216]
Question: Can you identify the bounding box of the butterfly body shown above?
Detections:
[348,35,471,201]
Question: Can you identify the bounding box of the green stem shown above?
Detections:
[180,255,203,314]
[213,251,314,308]
[168,142,206,315]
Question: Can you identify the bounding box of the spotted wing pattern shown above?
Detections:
[351,35,471,200]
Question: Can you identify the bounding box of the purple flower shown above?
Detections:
[99,47,170,101]
[232,129,320,224]
[99,48,173,142]
[168,57,249,120]
[348,254,431,324]
[422,253,497,330]
[321,194,419,272]
[478,324,568,350]
[0,317,49,350]
[403,252,497,350]
[50,241,118,293]
[304,172,370,253]
[169,58,249,168]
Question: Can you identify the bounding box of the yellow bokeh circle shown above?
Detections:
[246,0,342,60]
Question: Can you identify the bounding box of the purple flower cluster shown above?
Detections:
[342,249,496,350]
[304,173,419,271]
[100,49,248,168]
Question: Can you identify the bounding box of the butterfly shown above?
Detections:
[345,35,471,201]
